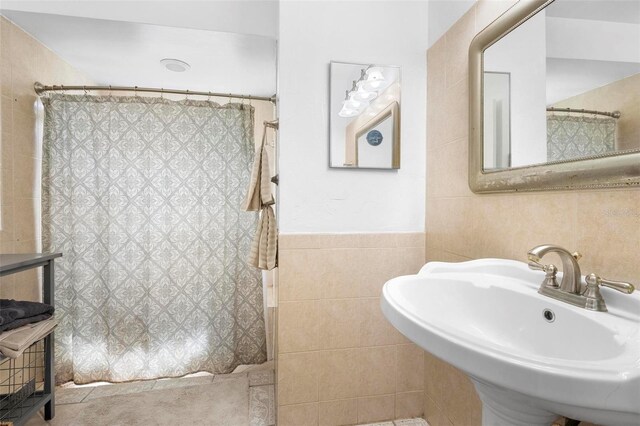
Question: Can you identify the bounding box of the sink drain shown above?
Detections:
[543,308,555,322]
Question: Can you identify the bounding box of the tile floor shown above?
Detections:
[23,366,427,426]
[25,368,276,426]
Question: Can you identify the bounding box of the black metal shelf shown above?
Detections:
[0,253,61,425]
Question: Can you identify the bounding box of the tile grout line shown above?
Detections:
[78,386,94,403]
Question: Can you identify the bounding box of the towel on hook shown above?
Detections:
[249,205,277,270]
[243,123,278,270]
[243,130,274,212]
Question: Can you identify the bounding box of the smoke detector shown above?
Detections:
[160,58,191,73]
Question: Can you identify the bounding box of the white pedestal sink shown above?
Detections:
[381,259,640,426]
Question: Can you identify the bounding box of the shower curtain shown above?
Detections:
[547,114,616,162]
[42,94,266,384]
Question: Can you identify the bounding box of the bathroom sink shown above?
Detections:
[381,259,640,426]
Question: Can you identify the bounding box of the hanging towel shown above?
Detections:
[249,205,277,270]
[243,130,274,212]
[243,123,278,270]
[0,318,58,359]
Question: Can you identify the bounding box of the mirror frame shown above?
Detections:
[469,0,640,193]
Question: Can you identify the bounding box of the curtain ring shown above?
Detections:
[60,84,65,95]
[109,85,112,97]
[160,88,164,99]
[228,93,232,105]
[185,90,190,101]
[207,91,211,102]
[83,85,88,96]
[134,86,138,97]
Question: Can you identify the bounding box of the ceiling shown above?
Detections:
[0,0,278,38]
[544,1,640,104]
[427,0,474,47]
[0,10,277,96]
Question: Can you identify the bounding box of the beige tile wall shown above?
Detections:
[0,16,94,301]
[424,1,640,425]
[277,233,426,426]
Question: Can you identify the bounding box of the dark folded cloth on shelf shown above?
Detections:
[0,299,55,332]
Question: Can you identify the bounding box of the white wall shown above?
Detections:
[545,16,640,104]
[278,0,428,233]
[484,12,547,167]
[546,17,640,64]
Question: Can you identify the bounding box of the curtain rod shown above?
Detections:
[34,82,276,104]
[546,107,621,119]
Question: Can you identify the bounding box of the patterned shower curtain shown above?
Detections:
[42,94,266,384]
[547,114,616,162]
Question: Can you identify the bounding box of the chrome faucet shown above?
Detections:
[527,244,635,312]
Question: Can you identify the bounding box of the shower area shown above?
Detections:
[0,8,278,425]
[546,107,620,162]
[40,89,275,383]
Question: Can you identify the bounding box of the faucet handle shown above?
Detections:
[528,260,554,273]
[585,273,635,294]
[528,260,545,272]
[528,261,559,288]
[529,260,546,272]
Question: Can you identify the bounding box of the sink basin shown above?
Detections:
[381,259,640,426]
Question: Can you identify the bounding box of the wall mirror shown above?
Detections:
[329,61,401,169]
[469,0,640,192]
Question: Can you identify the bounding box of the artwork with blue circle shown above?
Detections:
[366,130,384,146]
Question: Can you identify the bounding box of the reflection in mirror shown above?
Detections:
[329,62,401,169]
[482,0,640,171]
[483,72,511,169]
